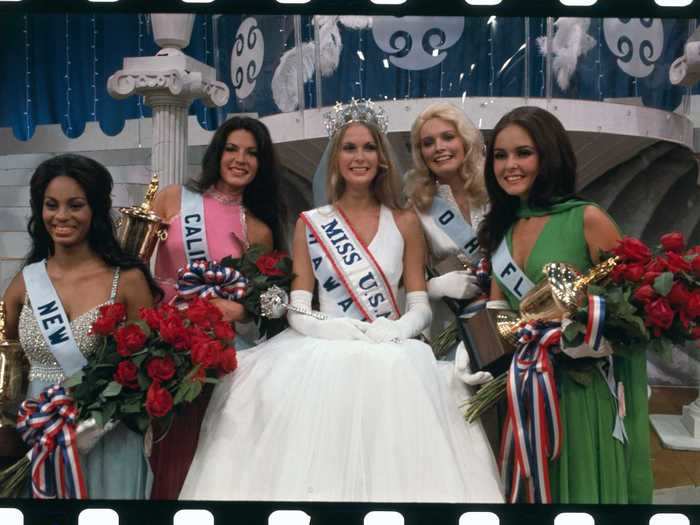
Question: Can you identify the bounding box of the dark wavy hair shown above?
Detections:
[187,116,287,250]
[478,106,578,256]
[26,154,163,301]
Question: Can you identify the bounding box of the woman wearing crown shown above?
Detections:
[179,100,503,502]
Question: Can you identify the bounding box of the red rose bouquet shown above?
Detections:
[0,298,236,497]
[562,232,700,356]
[71,298,237,434]
[220,244,293,338]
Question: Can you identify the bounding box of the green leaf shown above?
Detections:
[653,272,674,296]
[137,371,151,390]
[131,353,148,368]
[121,397,142,414]
[91,410,105,428]
[102,401,117,422]
[184,381,202,403]
[173,381,191,406]
[102,381,123,398]
[62,370,85,389]
[562,320,585,345]
[651,337,673,361]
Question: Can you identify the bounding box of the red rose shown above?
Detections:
[139,307,162,330]
[255,253,286,277]
[691,326,700,339]
[642,271,662,286]
[667,282,691,309]
[218,348,238,374]
[114,324,147,357]
[113,360,139,389]
[633,284,657,304]
[146,357,176,382]
[612,237,652,264]
[186,298,222,329]
[91,303,127,336]
[691,255,700,276]
[610,263,627,284]
[623,263,645,283]
[145,381,173,418]
[644,297,675,336]
[685,292,700,320]
[213,321,235,342]
[663,252,692,274]
[159,317,191,350]
[191,338,224,369]
[660,232,685,253]
[191,365,206,383]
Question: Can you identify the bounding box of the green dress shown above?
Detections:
[495,201,653,504]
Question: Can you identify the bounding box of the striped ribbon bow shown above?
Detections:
[176,259,248,302]
[16,385,87,499]
[499,321,562,504]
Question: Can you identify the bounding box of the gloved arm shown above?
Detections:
[454,342,493,386]
[364,291,432,343]
[287,290,371,341]
[76,418,119,454]
[427,271,482,301]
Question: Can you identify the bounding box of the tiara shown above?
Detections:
[323,98,389,137]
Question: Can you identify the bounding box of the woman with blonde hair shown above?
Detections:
[406,102,492,383]
[180,99,503,502]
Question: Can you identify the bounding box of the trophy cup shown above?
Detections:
[460,257,618,375]
[0,301,29,461]
[116,172,168,261]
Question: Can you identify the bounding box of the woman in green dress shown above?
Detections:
[477,106,653,503]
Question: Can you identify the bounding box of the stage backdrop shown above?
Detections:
[0,14,697,140]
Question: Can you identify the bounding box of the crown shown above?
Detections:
[323,98,389,137]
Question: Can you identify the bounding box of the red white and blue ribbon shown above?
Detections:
[584,295,606,352]
[176,259,248,302]
[475,256,491,293]
[499,321,562,504]
[16,385,87,499]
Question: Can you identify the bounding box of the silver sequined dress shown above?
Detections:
[18,266,152,499]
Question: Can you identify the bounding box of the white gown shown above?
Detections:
[179,206,503,502]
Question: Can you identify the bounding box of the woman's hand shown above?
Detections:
[427,271,481,301]
[209,298,248,323]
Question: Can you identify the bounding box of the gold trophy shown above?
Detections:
[461,257,618,374]
[0,301,29,459]
[116,172,168,260]
[497,256,620,345]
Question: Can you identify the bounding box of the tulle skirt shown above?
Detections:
[179,328,503,502]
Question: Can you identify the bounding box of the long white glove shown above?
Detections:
[454,342,494,386]
[287,290,371,341]
[427,271,482,301]
[364,291,432,343]
[76,418,119,455]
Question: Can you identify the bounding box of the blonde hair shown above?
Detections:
[326,122,404,209]
[405,102,487,212]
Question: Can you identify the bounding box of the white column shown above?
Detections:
[147,95,189,187]
[107,14,229,188]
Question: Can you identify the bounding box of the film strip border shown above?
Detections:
[0,503,699,525]
[0,0,697,17]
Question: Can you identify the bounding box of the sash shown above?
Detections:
[180,187,210,264]
[492,237,535,301]
[427,195,480,266]
[301,206,400,322]
[23,261,86,377]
